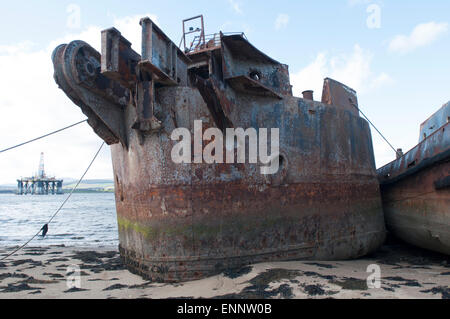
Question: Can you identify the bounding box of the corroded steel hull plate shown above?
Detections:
[378,106,450,255]
[52,17,386,282]
[380,160,450,255]
[109,87,386,282]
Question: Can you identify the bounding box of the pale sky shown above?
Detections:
[0,0,449,184]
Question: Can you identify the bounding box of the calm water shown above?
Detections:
[0,193,118,247]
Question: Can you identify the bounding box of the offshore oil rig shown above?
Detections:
[16,152,63,195]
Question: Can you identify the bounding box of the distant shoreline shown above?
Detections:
[66,189,115,194]
[0,189,114,194]
[0,179,115,195]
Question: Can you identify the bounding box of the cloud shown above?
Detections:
[388,22,448,54]
[48,13,158,52]
[0,41,35,55]
[290,53,328,98]
[290,44,392,97]
[111,14,159,51]
[275,14,290,30]
[228,0,243,15]
[0,13,157,184]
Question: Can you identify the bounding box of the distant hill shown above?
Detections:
[0,183,16,188]
[78,179,114,185]
[0,185,15,194]
[63,179,114,193]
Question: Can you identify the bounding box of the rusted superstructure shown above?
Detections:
[378,102,450,255]
[52,16,386,282]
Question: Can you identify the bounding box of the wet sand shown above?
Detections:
[0,242,449,299]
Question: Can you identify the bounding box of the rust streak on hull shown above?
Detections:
[52,15,386,282]
[378,103,450,255]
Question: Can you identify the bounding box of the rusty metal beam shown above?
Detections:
[101,28,140,89]
[321,78,359,116]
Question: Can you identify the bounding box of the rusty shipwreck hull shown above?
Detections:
[378,102,450,255]
[52,16,385,282]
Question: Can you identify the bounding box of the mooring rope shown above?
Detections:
[0,119,87,154]
[0,141,105,261]
[349,100,400,158]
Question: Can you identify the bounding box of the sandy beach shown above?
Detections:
[0,242,449,299]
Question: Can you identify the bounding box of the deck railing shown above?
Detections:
[185,32,247,53]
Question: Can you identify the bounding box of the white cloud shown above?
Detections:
[290,44,392,97]
[290,53,328,98]
[370,72,392,90]
[0,41,35,55]
[388,22,448,54]
[113,14,159,51]
[48,13,158,53]
[0,13,158,185]
[228,0,243,15]
[275,14,290,30]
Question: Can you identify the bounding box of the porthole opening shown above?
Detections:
[249,70,261,81]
